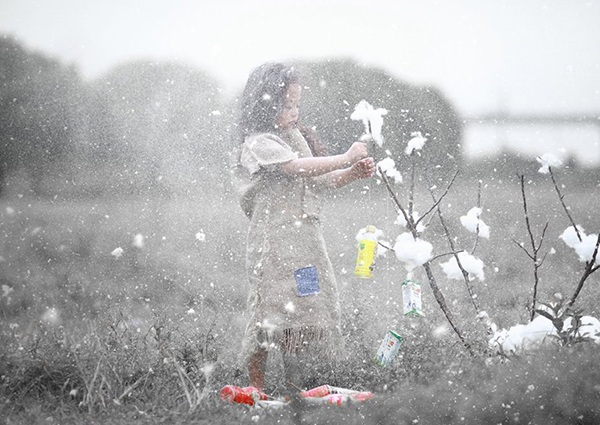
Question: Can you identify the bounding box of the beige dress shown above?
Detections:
[235,128,343,361]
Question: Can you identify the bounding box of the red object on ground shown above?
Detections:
[299,385,331,398]
[220,385,268,406]
[300,385,374,405]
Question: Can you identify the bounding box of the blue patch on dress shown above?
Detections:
[294,266,320,297]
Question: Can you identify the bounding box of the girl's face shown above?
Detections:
[276,83,301,130]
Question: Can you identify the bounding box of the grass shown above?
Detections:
[1,172,599,424]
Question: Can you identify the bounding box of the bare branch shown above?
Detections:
[549,166,582,242]
[568,232,600,308]
[377,241,394,252]
[511,238,534,260]
[518,174,547,322]
[422,262,475,356]
[379,162,472,355]
[471,180,483,255]
[416,169,460,227]
[430,187,481,314]
[430,250,465,262]
[408,152,416,217]
[378,165,413,235]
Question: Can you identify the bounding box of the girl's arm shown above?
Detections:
[278,142,367,177]
[323,157,376,188]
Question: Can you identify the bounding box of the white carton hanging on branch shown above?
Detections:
[402,278,423,317]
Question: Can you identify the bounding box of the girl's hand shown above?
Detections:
[351,157,376,179]
[344,142,369,165]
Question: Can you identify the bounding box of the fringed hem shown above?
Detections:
[240,323,342,367]
[281,326,326,355]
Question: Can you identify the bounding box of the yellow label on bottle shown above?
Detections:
[354,239,377,278]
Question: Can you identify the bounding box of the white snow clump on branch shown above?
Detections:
[559,225,598,262]
[536,153,562,174]
[482,312,600,355]
[440,251,485,281]
[460,207,490,239]
[393,232,433,271]
[405,131,427,155]
[377,157,402,183]
[350,100,388,146]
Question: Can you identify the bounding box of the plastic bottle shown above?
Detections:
[355,225,378,278]
[219,385,268,406]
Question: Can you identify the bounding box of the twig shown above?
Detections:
[430,250,465,262]
[549,167,582,242]
[379,165,473,355]
[431,188,481,314]
[378,241,394,252]
[422,263,474,356]
[471,181,482,255]
[568,233,600,308]
[408,152,416,217]
[547,168,599,308]
[415,170,460,228]
[517,175,549,321]
[378,166,412,233]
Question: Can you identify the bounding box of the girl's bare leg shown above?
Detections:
[248,348,267,389]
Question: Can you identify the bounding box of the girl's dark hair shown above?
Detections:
[240,63,297,139]
[239,62,327,157]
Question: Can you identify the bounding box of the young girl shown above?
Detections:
[234,62,375,394]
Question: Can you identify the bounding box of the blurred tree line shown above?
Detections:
[0,34,467,199]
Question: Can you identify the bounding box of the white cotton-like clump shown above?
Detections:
[405,132,427,155]
[489,315,557,354]
[440,252,485,281]
[559,225,598,262]
[536,153,562,174]
[111,247,124,258]
[460,207,490,239]
[132,233,145,249]
[350,100,388,146]
[395,211,426,233]
[377,157,402,183]
[575,233,599,262]
[489,314,600,354]
[559,225,584,249]
[196,231,206,242]
[564,316,600,344]
[285,301,296,314]
[393,232,433,271]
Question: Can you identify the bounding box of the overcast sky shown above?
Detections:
[2,0,599,116]
[1,0,599,164]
